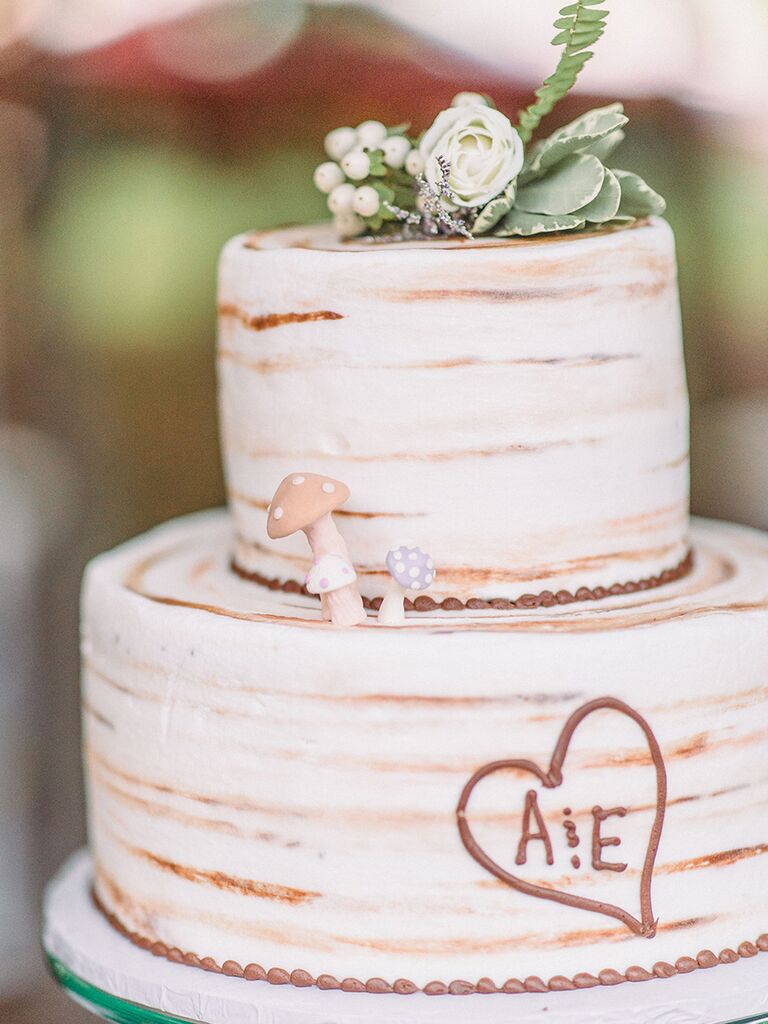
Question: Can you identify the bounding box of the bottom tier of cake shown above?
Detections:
[82,511,768,994]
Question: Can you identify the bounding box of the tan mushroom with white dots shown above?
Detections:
[267,473,366,626]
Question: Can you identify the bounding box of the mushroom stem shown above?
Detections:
[303,512,366,626]
[377,578,408,626]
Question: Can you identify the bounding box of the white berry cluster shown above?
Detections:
[313,119,424,239]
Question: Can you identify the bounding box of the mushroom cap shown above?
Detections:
[385,546,435,591]
[305,554,357,595]
[266,472,351,539]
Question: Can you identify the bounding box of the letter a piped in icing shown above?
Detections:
[516,790,554,866]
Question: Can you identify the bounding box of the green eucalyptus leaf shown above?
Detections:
[576,165,620,222]
[534,115,624,171]
[366,213,383,231]
[614,169,667,217]
[520,103,627,183]
[473,196,512,234]
[520,142,544,183]
[516,153,605,215]
[495,209,585,237]
[387,123,411,136]
[499,176,518,205]
[470,177,518,234]
[553,103,625,138]
[583,127,625,162]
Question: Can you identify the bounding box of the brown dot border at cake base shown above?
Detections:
[231,549,694,613]
[92,889,767,996]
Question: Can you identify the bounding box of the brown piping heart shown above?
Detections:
[456,696,667,936]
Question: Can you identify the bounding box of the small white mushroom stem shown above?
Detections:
[377,578,408,626]
[303,512,366,626]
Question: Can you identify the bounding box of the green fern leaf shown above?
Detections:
[517,0,610,145]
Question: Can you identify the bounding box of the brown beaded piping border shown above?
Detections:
[231,549,694,613]
[93,889,767,996]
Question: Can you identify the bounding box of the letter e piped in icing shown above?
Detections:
[591,806,628,873]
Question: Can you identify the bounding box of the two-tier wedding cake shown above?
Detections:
[79,3,768,1003]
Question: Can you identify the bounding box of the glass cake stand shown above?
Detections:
[48,955,193,1024]
[45,851,768,1024]
[45,956,768,1024]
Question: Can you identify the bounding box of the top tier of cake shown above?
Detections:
[217,218,689,604]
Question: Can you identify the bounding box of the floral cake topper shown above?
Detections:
[313,0,665,241]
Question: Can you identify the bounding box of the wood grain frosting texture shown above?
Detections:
[218,220,689,601]
[83,512,768,991]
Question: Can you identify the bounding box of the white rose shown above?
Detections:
[419,103,524,208]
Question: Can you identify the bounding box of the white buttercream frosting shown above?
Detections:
[218,219,689,602]
[83,511,768,989]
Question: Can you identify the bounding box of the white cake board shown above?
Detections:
[45,851,768,1024]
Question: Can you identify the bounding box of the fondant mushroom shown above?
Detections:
[305,553,357,596]
[378,545,435,625]
[266,473,366,627]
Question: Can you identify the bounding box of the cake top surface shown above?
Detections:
[239,217,661,256]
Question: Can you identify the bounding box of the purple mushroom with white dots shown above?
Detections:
[377,545,436,625]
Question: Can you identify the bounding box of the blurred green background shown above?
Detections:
[0,1,766,1020]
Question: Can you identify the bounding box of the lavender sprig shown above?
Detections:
[378,157,473,241]
[416,159,474,239]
